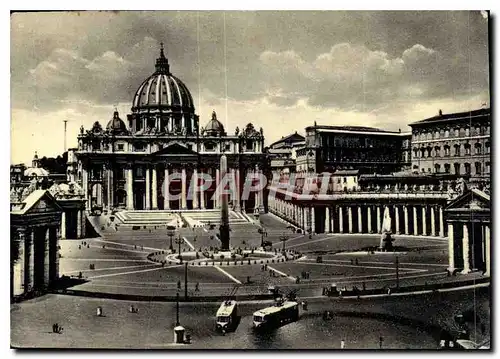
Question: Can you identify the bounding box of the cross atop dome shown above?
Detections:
[155,41,170,74]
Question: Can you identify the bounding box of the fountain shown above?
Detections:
[379,207,395,251]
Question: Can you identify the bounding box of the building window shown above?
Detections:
[205,142,215,151]
[135,167,144,178]
[464,163,471,175]
[117,144,124,151]
[225,143,231,151]
[421,148,426,158]
[413,148,419,158]
[464,144,471,155]
[454,163,461,175]
[485,142,490,154]
[474,143,482,155]
[354,177,357,183]
[337,178,341,184]
[475,162,482,175]
[434,146,441,157]
[444,145,450,156]
[486,162,491,173]
[343,177,347,183]
[134,142,145,152]
[246,140,254,150]
[421,168,425,173]
[434,164,441,173]
[454,144,460,156]
[444,164,451,173]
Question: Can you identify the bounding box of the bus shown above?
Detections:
[252,300,299,330]
[215,300,238,333]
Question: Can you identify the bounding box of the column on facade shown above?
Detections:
[152,165,158,210]
[485,225,490,276]
[54,227,60,281]
[192,168,199,209]
[44,228,50,287]
[339,206,344,233]
[200,169,206,210]
[164,167,170,210]
[81,210,86,238]
[181,168,187,209]
[126,166,134,210]
[367,206,372,233]
[395,205,400,234]
[403,205,409,235]
[430,206,436,236]
[447,223,455,273]
[13,229,25,296]
[422,206,427,235]
[215,169,220,209]
[82,168,89,210]
[461,223,470,274]
[106,164,112,210]
[60,211,66,239]
[77,210,82,239]
[413,206,418,236]
[376,206,381,233]
[311,206,315,234]
[145,166,151,210]
[302,207,306,231]
[325,206,330,233]
[234,169,241,211]
[348,206,353,234]
[439,207,445,237]
[357,206,363,233]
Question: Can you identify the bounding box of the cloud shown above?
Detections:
[258,42,488,110]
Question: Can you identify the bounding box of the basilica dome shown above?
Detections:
[203,111,225,136]
[131,44,195,114]
[106,110,128,134]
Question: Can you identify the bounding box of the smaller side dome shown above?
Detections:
[106,110,128,134]
[203,111,225,136]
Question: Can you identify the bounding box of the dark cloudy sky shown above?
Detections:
[11,11,490,164]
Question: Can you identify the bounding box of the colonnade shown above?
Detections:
[268,197,446,237]
[60,209,86,239]
[12,226,60,297]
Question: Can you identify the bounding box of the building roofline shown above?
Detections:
[409,108,490,127]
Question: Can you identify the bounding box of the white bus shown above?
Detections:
[253,300,299,330]
[215,300,238,332]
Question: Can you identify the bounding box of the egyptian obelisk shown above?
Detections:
[219,154,230,250]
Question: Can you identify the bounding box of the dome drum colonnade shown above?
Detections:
[74,45,265,214]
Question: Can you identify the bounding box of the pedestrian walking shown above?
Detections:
[341,339,345,349]
[195,282,200,292]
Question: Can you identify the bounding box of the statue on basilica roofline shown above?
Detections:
[455,177,467,195]
[235,126,239,136]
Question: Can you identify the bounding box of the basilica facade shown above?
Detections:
[71,46,266,213]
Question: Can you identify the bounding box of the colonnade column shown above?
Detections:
[430,207,436,236]
[25,230,34,293]
[376,206,381,233]
[145,166,151,210]
[339,206,344,233]
[192,169,199,209]
[461,223,470,274]
[126,166,134,210]
[485,225,490,276]
[60,212,66,239]
[395,206,400,234]
[44,228,50,287]
[421,206,427,235]
[164,167,170,210]
[181,168,187,210]
[311,207,315,234]
[14,229,25,296]
[439,207,445,237]
[367,206,372,233]
[447,223,455,273]
[234,169,241,211]
[403,205,409,235]
[77,210,82,239]
[152,166,158,210]
[413,206,418,236]
[348,206,353,234]
[302,207,307,231]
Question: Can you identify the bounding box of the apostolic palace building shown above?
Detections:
[71,45,266,214]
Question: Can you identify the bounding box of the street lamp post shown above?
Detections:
[175,236,183,263]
